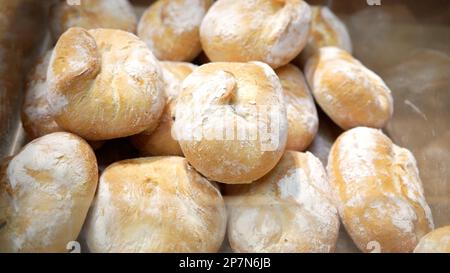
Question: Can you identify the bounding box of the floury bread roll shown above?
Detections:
[173,62,288,184]
[138,0,213,61]
[327,127,434,253]
[47,27,165,141]
[50,0,137,40]
[225,151,339,252]
[132,62,197,156]
[414,226,450,253]
[294,6,352,66]
[200,0,312,69]
[21,50,62,139]
[85,157,226,253]
[0,132,98,252]
[305,47,393,130]
[276,64,318,151]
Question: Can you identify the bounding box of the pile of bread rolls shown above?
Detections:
[0,0,445,253]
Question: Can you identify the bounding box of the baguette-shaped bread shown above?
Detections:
[327,127,434,252]
[414,226,450,253]
[305,47,393,130]
[0,132,98,252]
[276,64,318,151]
[294,6,352,66]
[84,156,226,253]
[225,151,339,252]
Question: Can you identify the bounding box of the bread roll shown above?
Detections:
[0,132,98,253]
[138,0,212,61]
[294,6,352,67]
[276,64,318,151]
[47,27,165,141]
[84,156,226,253]
[50,0,137,40]
[22,50,62,139]
[132,61,197,156]
[414,226,450,253]
[225,151,339,252]
[173,61,288,184]
[327,127,434,253]
[200,0,312,69]
[305,47,393,130]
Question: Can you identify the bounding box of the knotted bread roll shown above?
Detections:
[138,0,213,61]
[132,61,197,156]
[0,132,98,252]
[173,61,288,184]
[47,27,165,141]
[200,0,312,69]
[305,46,393,130]
[414,226,450,253]
[50,0,137,40]
[225,151,339,252]
[327,127,434,253]
[84,156,226,253]
[276,64,318,151]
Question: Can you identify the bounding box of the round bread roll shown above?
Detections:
[84,156,226,253]
[47,27,165,141]
[294,6,352,67]
[327,127,434,253]
[173,61,288,184]
[414,226,450,253]
[50,0,137,41]
[276,64,318,151]
[200,0,312,69]
[0,132,98,253]
[132,61,197,156]
[22,50,62,139]
[305,46,393,130]
[225,151,339,252]
[138,0,212,61]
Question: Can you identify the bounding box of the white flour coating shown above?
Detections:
[138,0,207,53]
[161,0,206,34]
[277,166,337,226]
[98,0,136,22]
[200,0,243,42]
[316,6,352,52]
[86,160,225,252]
[266,1,311,66]
[4,133,90,251]
[336,127,380,190]
[392,145,434,229]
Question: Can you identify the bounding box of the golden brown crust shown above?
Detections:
[275,64,318,151]
[84,156,226,253]
[0,132,98,253]
[293,6,352,67]
[225,151,339,252]
[200,0,312,69]
[138,0,213,61]
[132,62,197,156]
[173,61,288,184]
[47,27,166,141]
[305,47,393,130]
[50,0,137,41]
[414,226,450,253]
[327,127,433,253]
